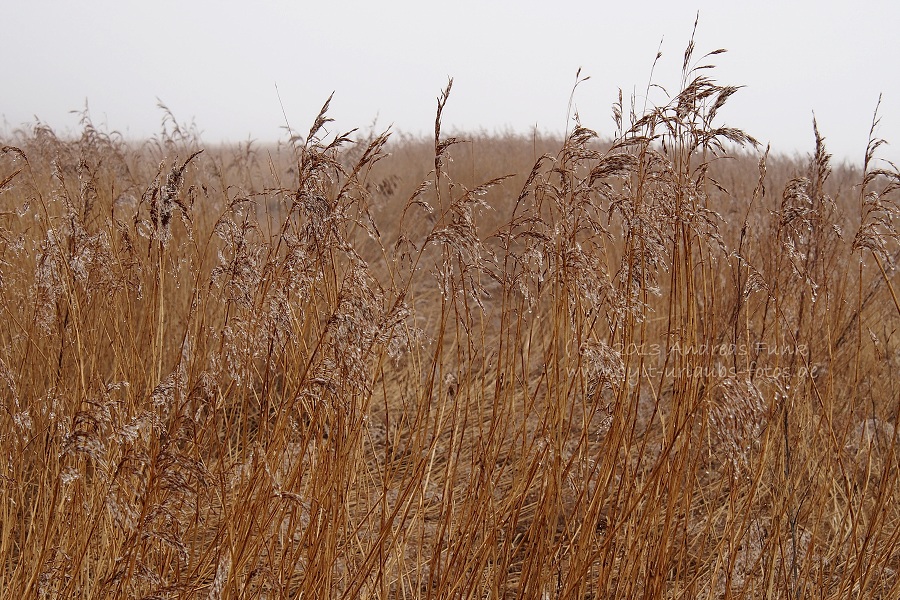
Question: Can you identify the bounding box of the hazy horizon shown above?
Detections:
[5,1,899,166]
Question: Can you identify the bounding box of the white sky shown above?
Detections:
[5,1,899,166]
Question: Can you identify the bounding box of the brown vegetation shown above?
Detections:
[1,34,899,599]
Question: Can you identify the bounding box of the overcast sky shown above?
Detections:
[5,1,899,166]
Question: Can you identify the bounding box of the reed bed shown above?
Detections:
[1,33,899,599]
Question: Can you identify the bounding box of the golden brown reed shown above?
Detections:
[1,32,899,599]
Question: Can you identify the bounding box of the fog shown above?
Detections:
[5,0,898,165]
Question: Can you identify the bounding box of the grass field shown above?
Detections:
[1,37,899,599]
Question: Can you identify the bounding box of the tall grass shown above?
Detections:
[1,32,899,599]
